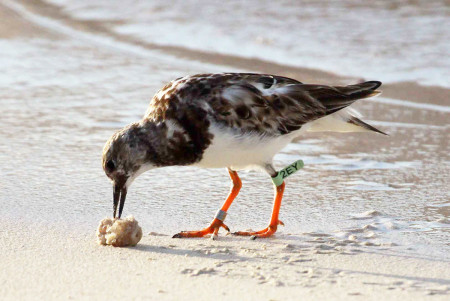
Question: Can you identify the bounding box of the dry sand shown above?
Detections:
[1,220,449,301]
[1,1,449,300]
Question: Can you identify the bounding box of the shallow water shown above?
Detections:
[45,0,450,87]
[0,0,449,259]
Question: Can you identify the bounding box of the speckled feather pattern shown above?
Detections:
[146,73,322,136]
[103,73,381,174]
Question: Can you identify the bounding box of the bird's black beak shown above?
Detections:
[113,180,127,219]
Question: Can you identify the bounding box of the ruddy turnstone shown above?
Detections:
[102,73,385,239]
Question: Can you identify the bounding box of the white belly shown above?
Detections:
[194,125,297,170]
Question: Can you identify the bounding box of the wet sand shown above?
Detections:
[15,0,450,105]
[0,0,449,300]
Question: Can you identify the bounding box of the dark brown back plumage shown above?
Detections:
[145,73,383,137]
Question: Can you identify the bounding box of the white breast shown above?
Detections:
[194,125,297,170]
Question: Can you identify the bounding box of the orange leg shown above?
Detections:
[173,169,242,239]
[233,182,285,239]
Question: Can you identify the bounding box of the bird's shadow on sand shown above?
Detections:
[132,235,252,261]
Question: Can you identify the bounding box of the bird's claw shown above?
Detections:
[172,218,230,239]
[233,220,284,239]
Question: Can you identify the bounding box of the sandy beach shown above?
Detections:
[0,0,449,300]
[2,220,449,300]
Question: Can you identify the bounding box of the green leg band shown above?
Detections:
[271,160,304,186]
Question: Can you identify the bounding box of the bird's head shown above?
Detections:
[102,123,155,218]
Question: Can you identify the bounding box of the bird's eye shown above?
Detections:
[106,160,116,171]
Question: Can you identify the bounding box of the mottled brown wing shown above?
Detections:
[208,81,326,135]
[145,73,381,137]
[144,73,301,123]
[207,76,381,136]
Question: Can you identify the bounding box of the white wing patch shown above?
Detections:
[305,107,371,133]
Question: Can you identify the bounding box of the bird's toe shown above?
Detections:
[172,233,183,238]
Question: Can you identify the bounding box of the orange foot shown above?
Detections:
[172,218,230,239]
[233,220,284,239]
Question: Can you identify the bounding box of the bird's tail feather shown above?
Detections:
[302,81,386,135]
[305,107,387,135]
[347,116,387,135]
[311,81,382,115]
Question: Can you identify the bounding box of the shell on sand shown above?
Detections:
[97,216,143,247]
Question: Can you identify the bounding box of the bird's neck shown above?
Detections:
[135,119,205,167]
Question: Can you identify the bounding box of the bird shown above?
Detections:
[102,73,386,239]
